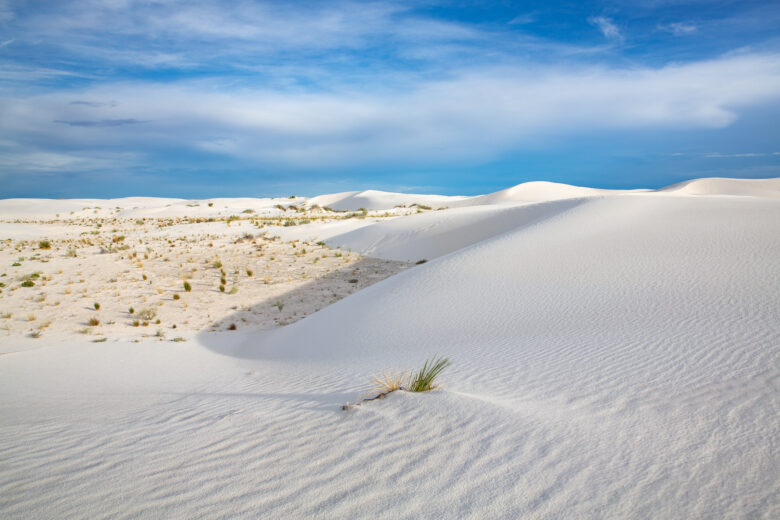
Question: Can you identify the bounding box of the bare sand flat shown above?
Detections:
[0,178,778,519]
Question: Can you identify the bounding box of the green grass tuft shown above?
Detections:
[408,356,452,392]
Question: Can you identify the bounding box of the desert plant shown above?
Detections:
[228,323,237,330]
[21,280,34,287]
[372,369,409,394]
[88,317,100,326]
[219,284,225,292]
[38,240,51,249]
[128,307,134,314]
[246,268,253,277]
[274,301,284,312]
[173,293,180,300]
[183,281,191,292]
[92,337,107,343]
[137,307,156,321]
[229,286,238,294]
[94,302,100,310]
[409,356,451,392]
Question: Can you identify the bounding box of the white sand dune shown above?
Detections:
[660,176,780,197]
[1,178,778,519]
[311,198,587,262]
[306,189,468,211]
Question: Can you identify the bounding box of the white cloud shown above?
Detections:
[588,16,623,41]
[2,52,779,171]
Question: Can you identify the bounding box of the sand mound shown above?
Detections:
[659,176,780,197]
[306,189,466,211]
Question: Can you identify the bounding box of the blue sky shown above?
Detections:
[1,0,779,198]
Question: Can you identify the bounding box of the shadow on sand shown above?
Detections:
[196,257,410,359]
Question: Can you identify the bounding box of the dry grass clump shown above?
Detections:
[88,317,100,326]
[372,369,409,393]
[137,307,156,321]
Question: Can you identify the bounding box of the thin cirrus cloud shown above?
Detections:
[659,22,698,36]
[53,119,148,128]
[588,16,624,41]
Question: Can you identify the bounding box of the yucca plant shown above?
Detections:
[408,356,451,392]
[344,357,452,409]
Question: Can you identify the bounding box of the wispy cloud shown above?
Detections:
[588,16,623,41]
[53,118,147,127]
[705,152,775,158]
[659,22,698,36]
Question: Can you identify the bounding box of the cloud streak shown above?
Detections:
[2,53,779,172]
[589,16,623,41]
[53,118,147,127]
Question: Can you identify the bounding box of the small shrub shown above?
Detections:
[94,302,100,310]
[229,286,238,294]
[246,268,253,277]
[92,337,107,343]
[409,356,451,392]
[274,301,284,312]
[213,260,222,269]
[173,293,180,300]
[128,307,134,314]
[219,284,225,292]
[21,280,34,287]
[132,320,140,327]
[29,331,42,338]
[416,259,427,265]
[228,323,237,330]
[172,337,186,342]
[12,262,21,266]
[88,317,100,326]
[137,307,156,321]
[38,240,51,250]
[183,281,191,292]
[372,369,409,394]
[349,278,358,284]
[220,276,226,285]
